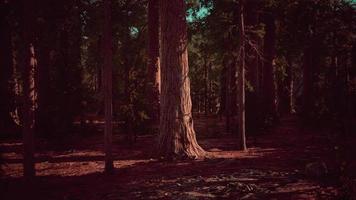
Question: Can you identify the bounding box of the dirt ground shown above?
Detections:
[1,115,356,200]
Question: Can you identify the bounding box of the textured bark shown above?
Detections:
[237,0,247,151]
[158,0,205,159]
[21,0,37,178]
[103,0,113,172]
[262,13,277,120]
[146,0,160,125]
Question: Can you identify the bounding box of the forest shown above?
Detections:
[1,0,356,199]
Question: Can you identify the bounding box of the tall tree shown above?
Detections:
[21,0,37,178]
[146,0,160,127]
[103,0,114,172]
[237,0,247,151]
[158,0,205,159]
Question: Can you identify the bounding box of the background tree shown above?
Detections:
[103,0,114,173]
[237,0,247,151]
[21,0,37,178]
[146,0,160,130]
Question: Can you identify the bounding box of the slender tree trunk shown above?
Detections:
[219,59,227,119]
[21,0,37,178]
[225,59,232,132]
[237,0,247,151]
[103,0,113,172]
[262,13,277,121]
[286,59,295,114]
[158,0,205,159]
[302,47,313,118]
[146,0,160,126]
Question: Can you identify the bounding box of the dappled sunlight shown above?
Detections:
[2,159,154,178]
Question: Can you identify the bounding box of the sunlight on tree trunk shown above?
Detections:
[158,0,206,159]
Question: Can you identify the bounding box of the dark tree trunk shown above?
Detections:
[237,0,247,151]
[0,2,17,133]
[158,0,205,159]
[146,0,160,127]
[245,0,259,93]
[103,0,113,173]
[302,47,313,118]
[262,13,277,121]
[286,59,295,114]
[35,2,52,136]
[219,59,227,119]
[225,59,233,132]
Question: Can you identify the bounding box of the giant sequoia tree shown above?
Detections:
[158,0,205,159]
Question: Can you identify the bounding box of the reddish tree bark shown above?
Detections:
[158,0,205,159]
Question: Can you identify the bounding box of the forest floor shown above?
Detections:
[1,115,356,200]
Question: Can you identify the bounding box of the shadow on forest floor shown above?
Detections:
[1,115,356,199]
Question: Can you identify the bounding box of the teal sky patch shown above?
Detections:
[187,5,212,22]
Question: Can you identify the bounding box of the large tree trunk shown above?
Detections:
[262,13,277,121]
[158,0,205,159]
[237,0,247,151]
[146,0,160,127]
[103,0,113,172]
[21,0,37,178]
